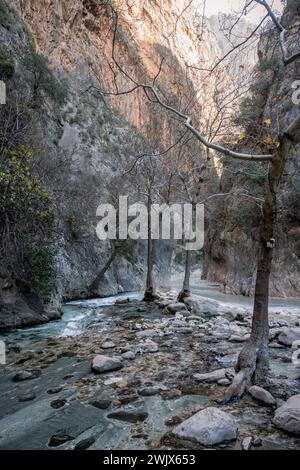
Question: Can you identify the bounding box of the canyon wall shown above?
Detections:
[1,0,298,332]
[1,0,218,328]
[203,6,300,297]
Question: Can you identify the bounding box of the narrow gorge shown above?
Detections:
[0,0,300,455]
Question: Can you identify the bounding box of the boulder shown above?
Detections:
[172,407,237,446]
[121,351,135,360]
[140,339,158,353]
[12,369,41,381]
[194,368,231,383]
[278,328,300,347]
[136,329,157,338]
[242,436,252,450]
[248,386,276,406]
[273,394,300,435]
[164,303,187,314]
[101,341,116,349]
[91,355,123,373]
[183,295,220,318]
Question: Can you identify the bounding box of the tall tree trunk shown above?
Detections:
[143,190,156,301]
[225,143,288,400]
[177,248,191,302]
[88,249,117,297]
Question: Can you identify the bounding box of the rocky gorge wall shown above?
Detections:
[1,0,188,329]
[1,0,298,333]
[203,6,300,298]
[1,0,224,329]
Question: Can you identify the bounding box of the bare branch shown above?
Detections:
[86,2,275,165]
[255,0,300,65]
[189,13,268,73]
[122,129,189,176]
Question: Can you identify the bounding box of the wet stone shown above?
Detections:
[12,369,41,382]
[242,436,252,450]
[74,436,96,450]
[89,399,111,409]
[107,410,149,423]
[48,433,75,447]
[47,386,63,394]
[18,392,36,402]
[138,386,162,396]
[50,399,67,409]
[91,355,123,373]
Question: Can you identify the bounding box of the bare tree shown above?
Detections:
[173,152,208,302]
[88,0,300,396]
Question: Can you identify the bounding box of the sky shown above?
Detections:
[196,0,283,21]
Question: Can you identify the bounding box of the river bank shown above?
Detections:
[0,284,300,450]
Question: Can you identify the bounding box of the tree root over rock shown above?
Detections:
[225,338,269,401]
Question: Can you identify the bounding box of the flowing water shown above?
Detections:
[1,273,300,450]
[2,272,300,345]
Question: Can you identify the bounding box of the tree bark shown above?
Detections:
[225,142,288,400]
[177,248,191,302]
[143,190,156,301]
[88,249,117,297]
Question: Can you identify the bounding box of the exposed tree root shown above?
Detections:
[177,288,190,303]
[225,339,269,401]
[143,287,158,302]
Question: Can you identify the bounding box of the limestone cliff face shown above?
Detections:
[203,7,300,298]
[2,0,297,337]
[11,0,218,148]
[5,0,219,311]
[1,1,180,329]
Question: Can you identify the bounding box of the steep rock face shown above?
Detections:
[0,265,61,330]
[11,0,218,146]
[204,7,300,297]
[0,1,176,329]
[0,0,221,331]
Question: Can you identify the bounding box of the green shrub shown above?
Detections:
[226,205,258,233]
[0,0,15,28]
[0,54,14,80]
[0,145,56,272]
[25,245,56,304]
[258,57,279,72]
[24,52,68,105]
[243,162,267,185]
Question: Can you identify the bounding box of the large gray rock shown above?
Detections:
[12,369,41,382]
[248,386,276,406]
[164,303,187,314]
[183,295,220,318]
[139,339,158,353]
[194,368,227,383]
[101,341,116,349]
[273,394,300,435]
[91,355,123,373]
[278,328,300,347]
[121,351,135,360]
[173,407,237,446]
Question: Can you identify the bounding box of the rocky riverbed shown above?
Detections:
[0,291,300,450]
